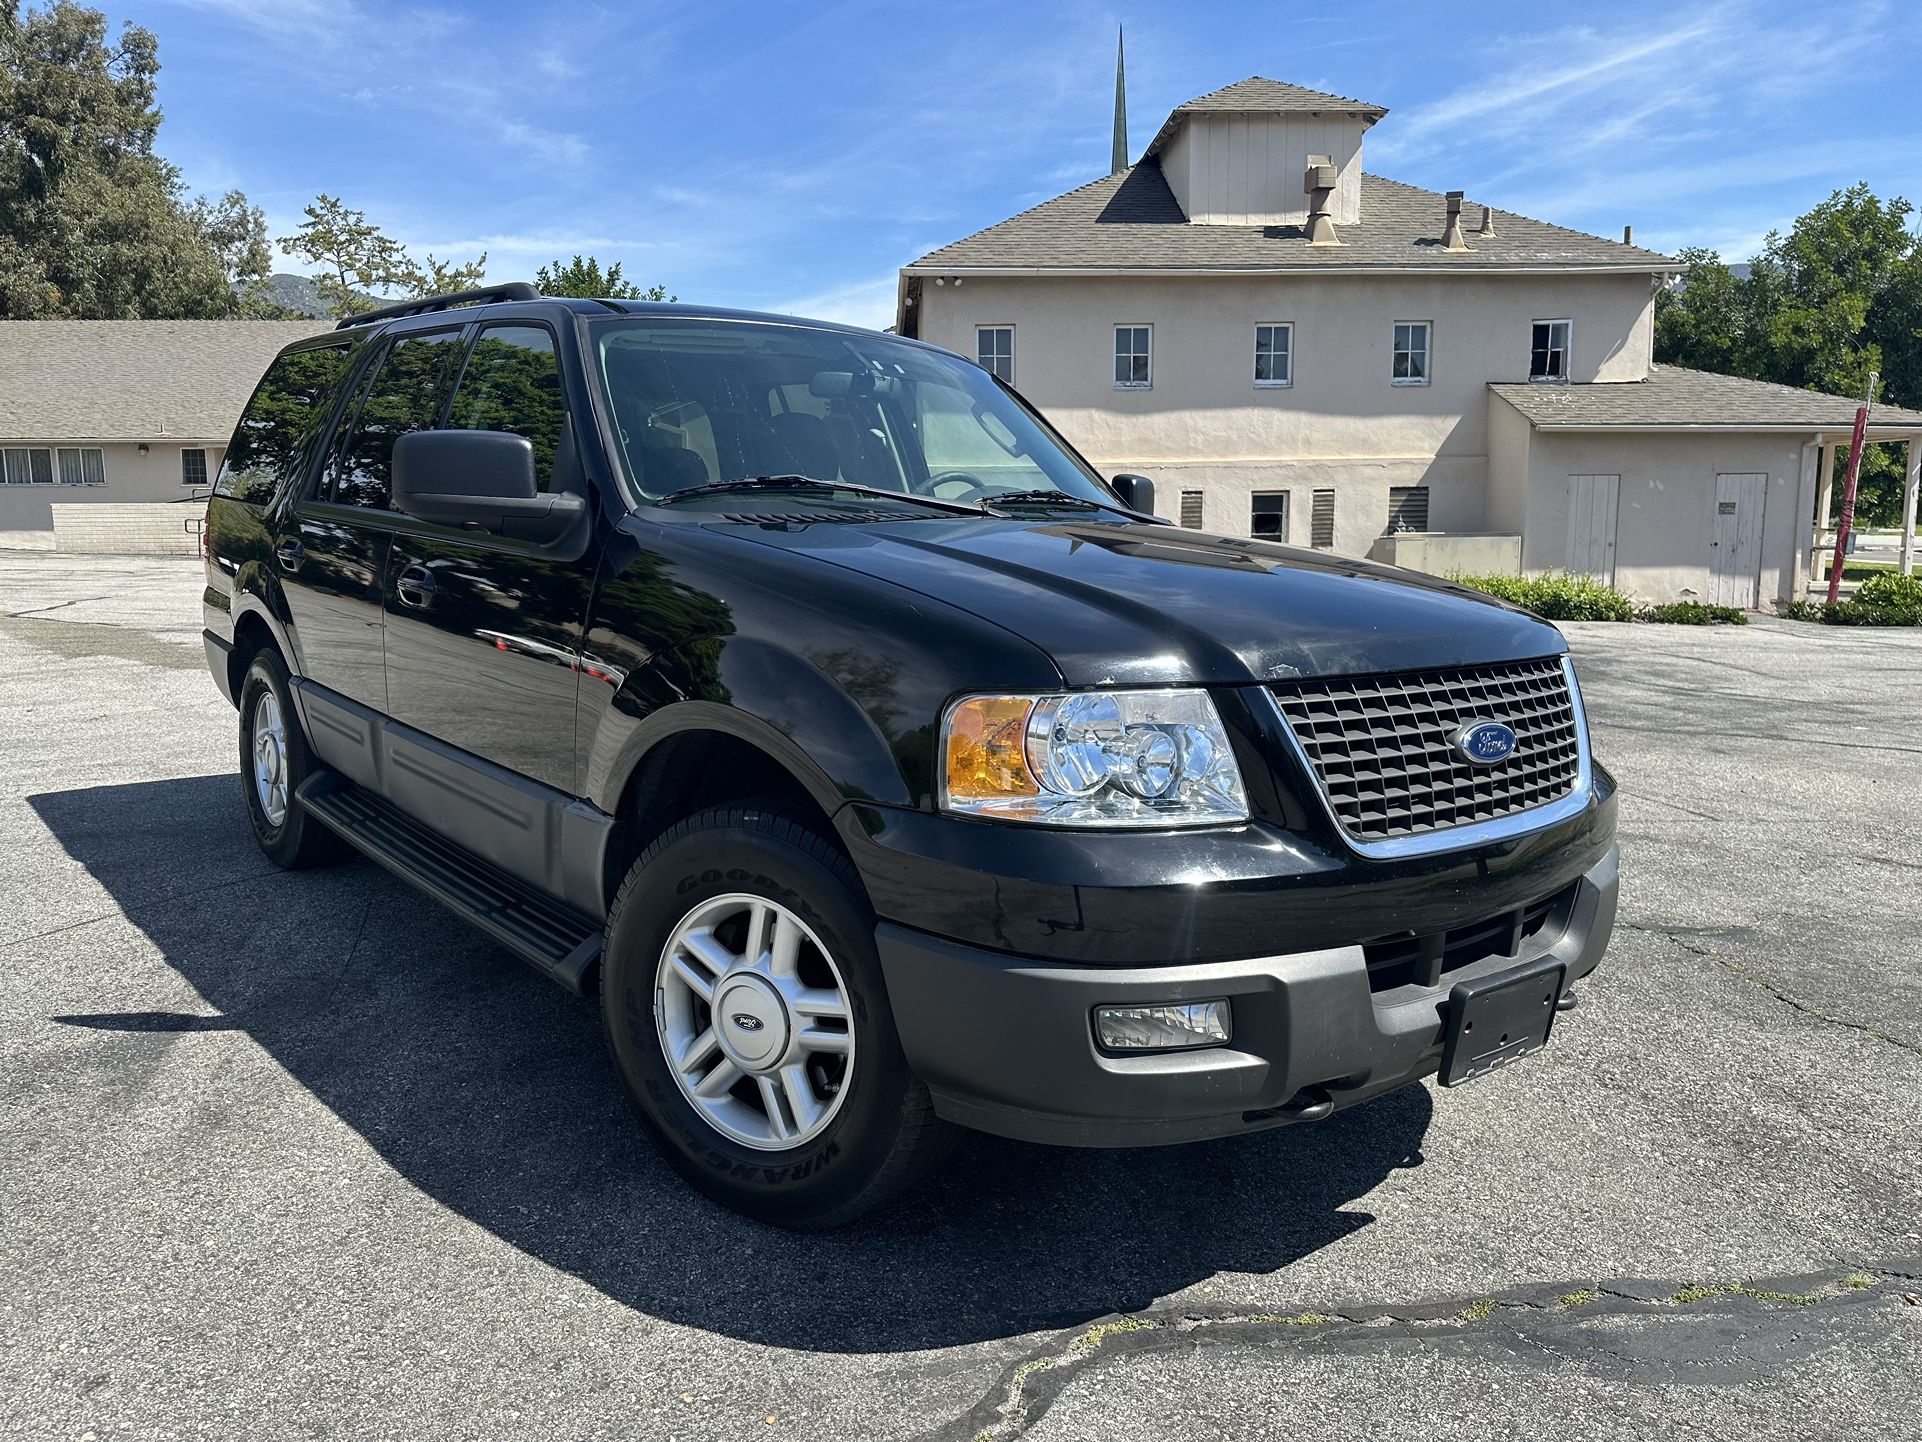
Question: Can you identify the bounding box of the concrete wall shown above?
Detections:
[1370,532,1522,577]
[1160,114,1367,225]
[919,270,1655,548]
[51,502,203,555]
[0,441,223,531]
[1521,430,1810,605]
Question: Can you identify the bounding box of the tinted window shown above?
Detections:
[447,325,567,492]
[216,344,354,504]
[328,332,461,509]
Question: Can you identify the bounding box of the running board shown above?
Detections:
[297,774,601,995]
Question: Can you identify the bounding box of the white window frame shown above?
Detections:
[1250,489,1290,540]
[1392,321,1431,387]
[1253,324,1293,388]
[3,446,60,484]
[1113,324,1153,390]
[1530,318,1572,383]
[975,325,1014,384]
[181,447,210,487]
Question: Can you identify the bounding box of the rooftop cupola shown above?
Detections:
[1144,77,1386,227]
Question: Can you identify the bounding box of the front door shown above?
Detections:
[1565,474,1620,585]
[381,322,595,793]
[1710,472,1768,608]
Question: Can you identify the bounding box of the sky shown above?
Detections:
[119,0,1922,328]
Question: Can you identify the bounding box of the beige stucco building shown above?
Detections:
[900,77,1922,606]
[0,320,326,540]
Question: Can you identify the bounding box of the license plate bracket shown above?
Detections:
[1439,956,1566,1086]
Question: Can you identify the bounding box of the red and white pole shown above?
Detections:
[1827,371,1878,605]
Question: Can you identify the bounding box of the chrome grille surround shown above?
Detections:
[1266,655,1590,858]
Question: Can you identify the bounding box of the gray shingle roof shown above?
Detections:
[907,164,1674,273]
[1491,365,1922,430]
[1142,76,1388,157]
[0,320,330,443]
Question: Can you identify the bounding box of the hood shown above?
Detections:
[719,516,1565,687]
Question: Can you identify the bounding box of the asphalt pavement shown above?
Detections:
[2,553,1919,1441]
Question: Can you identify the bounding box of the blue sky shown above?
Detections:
[126,0,1922,327]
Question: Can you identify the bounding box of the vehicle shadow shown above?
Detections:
[28,774,1432,1354]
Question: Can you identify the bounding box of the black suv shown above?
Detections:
[201,284,1617,1227]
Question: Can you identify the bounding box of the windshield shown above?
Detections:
[591,317,1116,510]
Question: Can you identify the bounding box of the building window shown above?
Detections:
[1113,325,1152,389]
[181,448,209,487]
[1530,320,1571,382]
[1254,325,1293,387]
[3,447,58,484]
[1392,322,1430,386]
[1311,489,1336,548]
[56,447,105,485]
[1179,490,1204,529]
[1251,491,1289,539]
[976,326,1014,384]
[1387,484,1430,533]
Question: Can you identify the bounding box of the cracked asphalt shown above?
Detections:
[2,553,1919,1441]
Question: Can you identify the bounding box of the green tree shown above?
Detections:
[534,253,673,300]
[412,251,490,296]
[277,194,419,317]
[1656,184,1922,526]
[0,0,242,318]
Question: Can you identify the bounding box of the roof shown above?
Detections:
[1491,365,1922,431]
[1143,76,1388,157]
[0,320,329,443]
[907,164,1675,273]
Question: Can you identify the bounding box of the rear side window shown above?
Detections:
[216,343,354,504]
[326,331,462,509]
[446,325,567,492]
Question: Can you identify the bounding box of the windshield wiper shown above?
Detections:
[986,488,1131,517]
[657,474,987,516]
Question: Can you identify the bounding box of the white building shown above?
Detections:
[0,320,325,544]
[899,76,1922,606]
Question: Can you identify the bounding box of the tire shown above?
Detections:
[601,802,954,1228]
[237,649,347,870]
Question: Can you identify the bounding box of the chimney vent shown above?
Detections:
[1443,191,1469,252]
[1477,204,1496,236]
[1303,155,1340,246]
[1623,224,1633,245]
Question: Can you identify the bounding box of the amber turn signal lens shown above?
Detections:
[943,695,1038,803]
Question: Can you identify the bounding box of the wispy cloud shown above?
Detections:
[772,274,899,330]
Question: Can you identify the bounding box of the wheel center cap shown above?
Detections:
[712,973,789,1070]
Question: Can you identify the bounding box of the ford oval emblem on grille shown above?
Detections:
[730,1013,765,1032]
[1452,720,1517,765]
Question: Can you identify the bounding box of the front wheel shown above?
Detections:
[601,804,953,1228]
[237,650,347,870]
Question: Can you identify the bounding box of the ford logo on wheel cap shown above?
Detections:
[1452,720,1517,765]
[730,1013,765,1032]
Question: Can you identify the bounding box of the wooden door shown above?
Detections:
[1710,473,1768,608]
[1566,474,1619,584]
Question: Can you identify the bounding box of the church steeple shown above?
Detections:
[1111,26,1129,174]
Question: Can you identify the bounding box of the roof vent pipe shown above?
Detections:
[1304,155,1340,246]
[1443,191,1469,251]
[1623,224,1633,245]
[1477,204,1496,236]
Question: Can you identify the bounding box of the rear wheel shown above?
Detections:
[237,650,346,869]
[601,803,953,1228]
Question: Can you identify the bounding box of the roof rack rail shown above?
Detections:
[335,282,541,331]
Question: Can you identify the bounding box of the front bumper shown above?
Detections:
[878,844,1617,1147]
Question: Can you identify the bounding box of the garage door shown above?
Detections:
[1709,473,1768,609]
[1566,474,1619,584]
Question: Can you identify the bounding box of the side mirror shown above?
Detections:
[1109,472,1156,515]
[392,430,584,543]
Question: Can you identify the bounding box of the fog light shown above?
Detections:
[1094,1000,1230,1050]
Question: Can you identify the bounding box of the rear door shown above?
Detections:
[380,321,596,792]
[273,329,465,712]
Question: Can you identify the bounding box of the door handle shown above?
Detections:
[395,565,436,608]
[275,538,304,571]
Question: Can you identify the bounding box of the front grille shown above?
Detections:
[1271,656,1580,841]
[1362,885,1572,993]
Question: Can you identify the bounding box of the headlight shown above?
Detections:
[940,688,1248,828]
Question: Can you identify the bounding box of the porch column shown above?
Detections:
[1901,434,1920,577]
[1812,440,1836,587]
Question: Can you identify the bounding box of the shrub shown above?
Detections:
[1780,578,1920,627]
[1451,571,1635,622]
[1853,572,1922,618]
[1638,601,1748,625]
